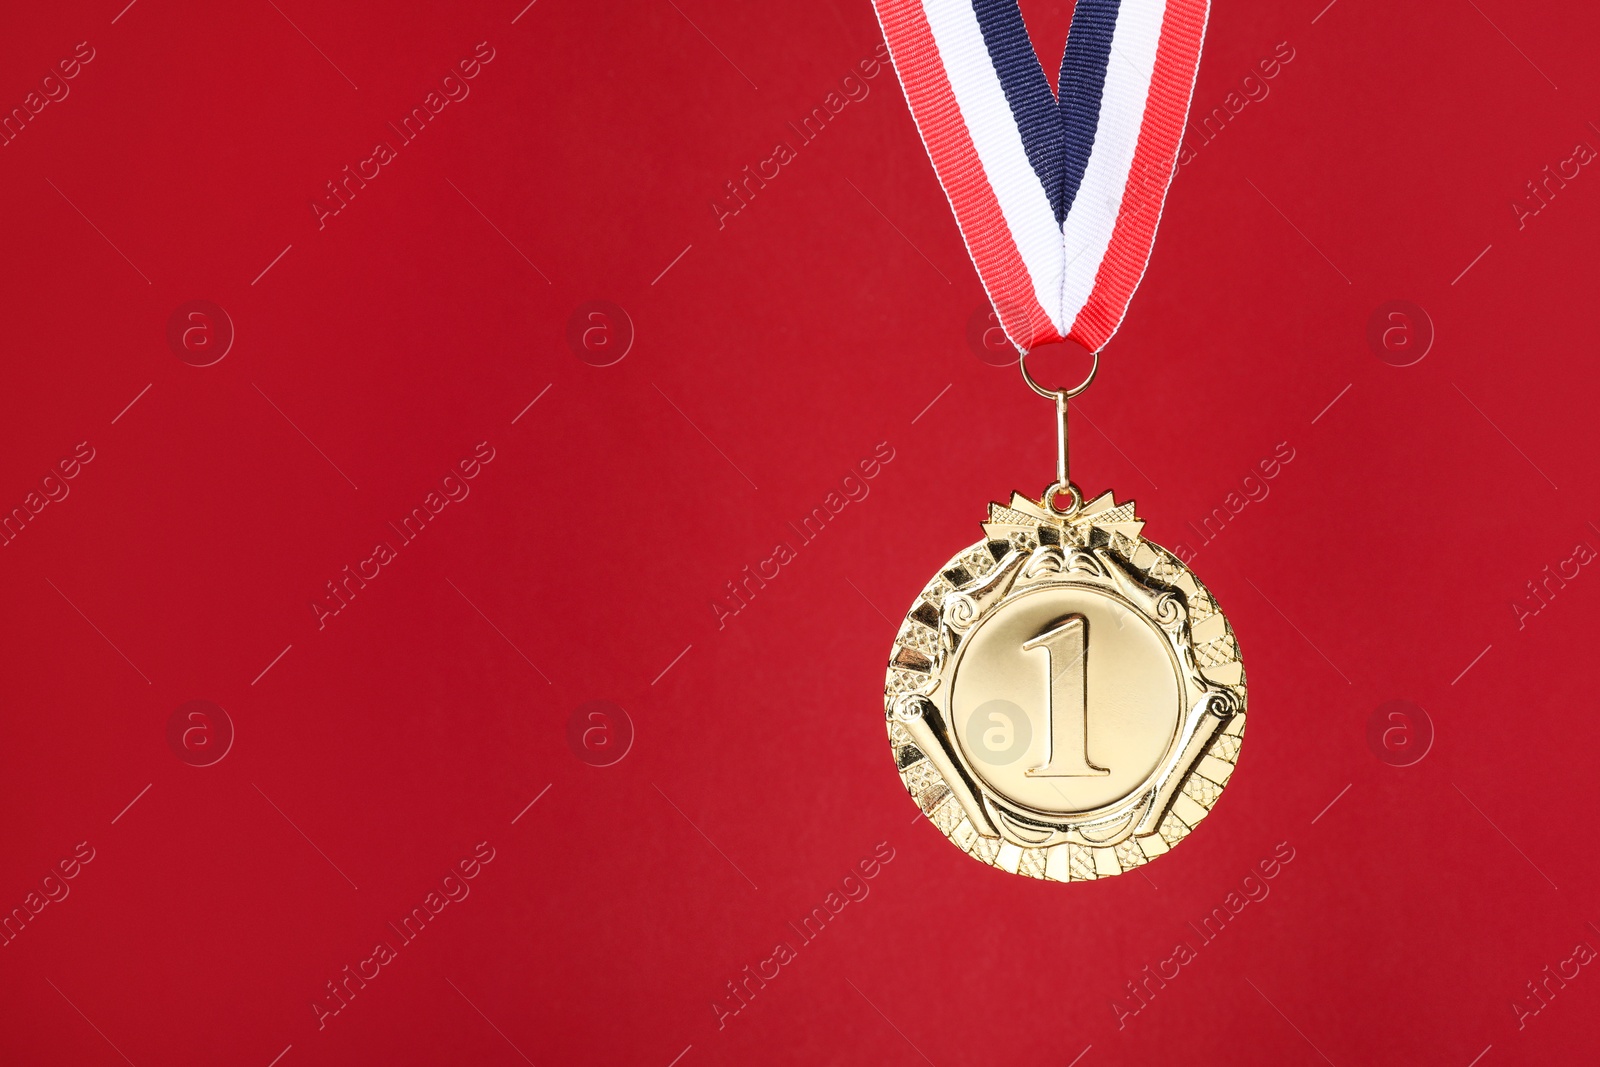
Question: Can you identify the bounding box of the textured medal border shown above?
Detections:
[882,491,1247,881]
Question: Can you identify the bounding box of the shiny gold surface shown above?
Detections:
[953,586,1181,812]
[883,490,1247,880]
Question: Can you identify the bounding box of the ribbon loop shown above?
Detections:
[872,0,1210,353]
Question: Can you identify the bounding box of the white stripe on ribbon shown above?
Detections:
[1059,1,1166,332]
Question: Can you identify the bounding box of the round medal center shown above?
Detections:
[951,584,1183,814]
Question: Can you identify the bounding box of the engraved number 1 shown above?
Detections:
[1022,616,1109,777]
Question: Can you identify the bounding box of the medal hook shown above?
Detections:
[1019,348,1098,516]
[1019,347,1098,401]
[1044,391,1082,516]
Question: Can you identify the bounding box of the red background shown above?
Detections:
[2,1,1598,1064]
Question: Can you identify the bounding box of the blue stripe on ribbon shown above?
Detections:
[969,0,1121,226]
[971,0,1062,219]
[1056,0,1120,224]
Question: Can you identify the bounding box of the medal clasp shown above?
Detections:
[1020,348,1097,518]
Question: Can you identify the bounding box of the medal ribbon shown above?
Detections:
[871,0,1209,352]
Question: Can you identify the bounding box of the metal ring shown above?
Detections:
[1020,347,1099,400]
[1043,481,1082,516]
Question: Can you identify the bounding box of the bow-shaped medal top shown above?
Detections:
[871,0,1209,352]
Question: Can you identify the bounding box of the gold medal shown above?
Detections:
[870,0,1230,880]
[883,355,1246,879]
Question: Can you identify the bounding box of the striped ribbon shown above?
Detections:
[871,0,1209,352]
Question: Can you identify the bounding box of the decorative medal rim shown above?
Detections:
[883,489,1247,882]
